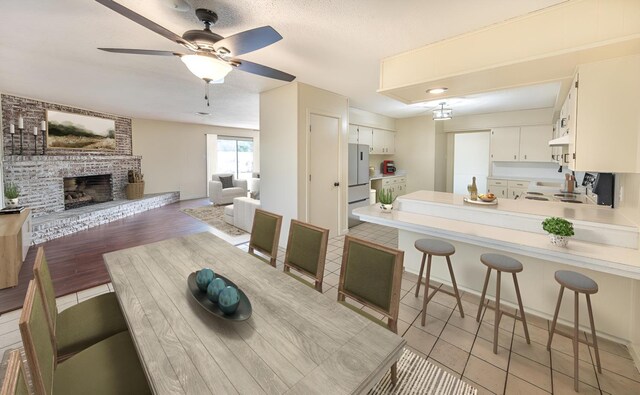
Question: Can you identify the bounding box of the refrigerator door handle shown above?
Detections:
[350,198,368,204]
[360,152,363,160]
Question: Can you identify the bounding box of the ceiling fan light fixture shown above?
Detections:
[433,103,452,121]
[427,87,448,94]
[180,54,232,81]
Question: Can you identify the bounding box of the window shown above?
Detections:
[217,137,254,179]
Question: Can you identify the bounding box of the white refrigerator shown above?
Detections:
[348,143,370,227]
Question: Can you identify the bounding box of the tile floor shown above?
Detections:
[1,222,639,394]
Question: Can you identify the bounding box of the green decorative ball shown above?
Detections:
[196,268,215,292]
[207,278,226,303]
[218,286,240,315]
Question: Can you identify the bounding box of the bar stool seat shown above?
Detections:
[547,270,602,392]
[555,270,598,294]
[414,239,455,256]
[480,253,523,273]
[476,253,530,354]
[414,239,464,327]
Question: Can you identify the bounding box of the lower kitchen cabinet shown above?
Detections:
[371,176,407,201]
[487,179,530,200]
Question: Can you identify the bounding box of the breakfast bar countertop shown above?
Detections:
[354,191,640,279]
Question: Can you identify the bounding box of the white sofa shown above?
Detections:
[223,197,261,232]
[209,174,247,205]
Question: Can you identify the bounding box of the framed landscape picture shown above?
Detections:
[46,110,116,151]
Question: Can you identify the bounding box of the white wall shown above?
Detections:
[132,118,258,200]
[395,115,436,193]
[349,107,396,131]
[259,83,299,243]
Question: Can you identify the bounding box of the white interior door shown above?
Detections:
[453,132,490,195]
[309,113,340,236]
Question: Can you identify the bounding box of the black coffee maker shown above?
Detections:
[592,173,615,207]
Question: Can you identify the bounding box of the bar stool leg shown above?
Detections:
[476,267,491,323]
[586,294,602,373]
[446,256,464,318]
[415,253,426,297]
[547,285,565,351]
[420,254,433,326]
[573,291,579,392]
[493,270,501,354]
[512,273,530,344]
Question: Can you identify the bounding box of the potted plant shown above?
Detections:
[126,170,145,200]
[4,183,20,208]
[542,217,574,247]
[378,188,394,212]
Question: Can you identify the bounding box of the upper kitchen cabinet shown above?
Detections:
[490,127,520,161]
[519,125,552,162]
[490,126,553,163]
[348,124,359,144]
[372,129,395,155]
[568,55,640,173]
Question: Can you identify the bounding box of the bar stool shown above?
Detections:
[475,253,530,354]
[414,239,464,327]
[547,270,602,392]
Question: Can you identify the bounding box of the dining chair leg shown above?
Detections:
[586,294,602,373]
[315,280,323,293]
[415,253,426,297]
[512,273,530,344]
[387,318,399,385]
[420,254,433,326]
[493,270,501,354]
[476,267,491,323]
[547,285,564,351]
[573,291,579,392]
[446,256,464,318]
[270,257,277,267]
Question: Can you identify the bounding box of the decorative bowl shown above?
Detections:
[478,194,497,202]
[187,272,252,321]
[206,277,226,303]
[195,268,215,292]
[218,286,240,315]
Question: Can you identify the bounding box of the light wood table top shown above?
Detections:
[103,232,405,395]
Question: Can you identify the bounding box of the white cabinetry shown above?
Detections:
[568,55,640,172]
[490,126,553,163]
[372,129,395,154]
[372,175,406,201]
[487,179,529,200]
[519,126,553,162]
[348,124,359,144]
[490,127,520,161]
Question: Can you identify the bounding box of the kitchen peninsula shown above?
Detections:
[353,191,640,362]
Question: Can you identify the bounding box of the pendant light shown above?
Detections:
[433,102,452,121]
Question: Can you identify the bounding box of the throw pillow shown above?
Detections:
[219,175,234,189]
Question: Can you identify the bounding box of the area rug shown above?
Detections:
[369,349,477,395]
[181,205,247,236]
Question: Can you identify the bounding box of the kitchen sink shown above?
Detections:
[535,181,562,188]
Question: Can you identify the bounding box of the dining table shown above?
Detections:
[103,231,406,394]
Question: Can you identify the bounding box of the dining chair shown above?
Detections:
[19,280,151,395]
[0,350,29,395]
[283,219,330,292]
[32,247,128,361]
[337,236,404,384]
[248,209,283,267]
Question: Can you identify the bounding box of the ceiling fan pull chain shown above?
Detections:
[204,80,210,107]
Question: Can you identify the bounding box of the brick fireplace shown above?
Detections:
[63,174,113,210]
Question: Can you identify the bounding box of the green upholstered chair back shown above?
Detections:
[19,280,55,395]
[284,220,329,290]
[0,350,30,395]
[33,248,58,335]
[249,209,283,266]
[338,236,404,321]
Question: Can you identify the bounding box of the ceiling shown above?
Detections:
[0,0,567,129]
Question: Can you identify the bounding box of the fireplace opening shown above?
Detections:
[63,174,113,210]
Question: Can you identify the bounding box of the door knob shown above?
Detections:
[334,182,340,187]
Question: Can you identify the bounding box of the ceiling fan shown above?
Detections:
[95,0,295,105]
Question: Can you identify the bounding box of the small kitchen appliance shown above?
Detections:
[593,173,615,207]
[382,160,396,175]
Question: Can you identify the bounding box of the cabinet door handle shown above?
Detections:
[514,155,517,160]
[524,155,527,160]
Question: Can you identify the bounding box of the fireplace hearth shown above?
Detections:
[63,174,113,210]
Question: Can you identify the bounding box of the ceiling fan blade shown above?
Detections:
[99,48,183,56]
[215,26,282,56]
[95,0,197,50]
[231,59,295,82]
